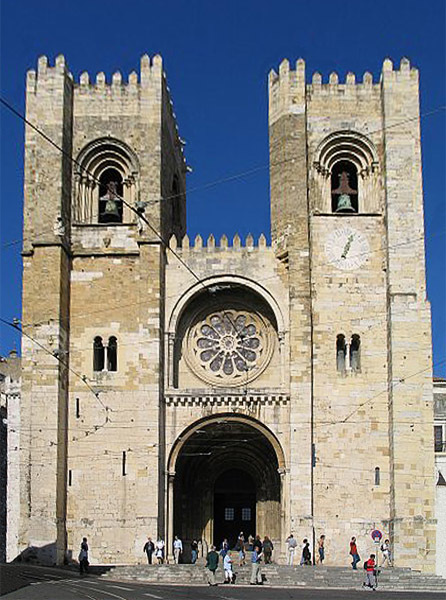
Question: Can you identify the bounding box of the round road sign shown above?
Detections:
[371,529,382,542]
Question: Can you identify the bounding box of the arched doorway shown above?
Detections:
[169,416,283,558]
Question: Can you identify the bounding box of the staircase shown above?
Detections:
[102,563,446,593]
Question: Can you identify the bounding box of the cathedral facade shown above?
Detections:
[12,53,436,570]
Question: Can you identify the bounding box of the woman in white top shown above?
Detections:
[155,538,165,564]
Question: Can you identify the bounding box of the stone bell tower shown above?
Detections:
[268,57,435,571]
[16,54,186,564]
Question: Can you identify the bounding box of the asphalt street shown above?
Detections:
[1,565,444,600]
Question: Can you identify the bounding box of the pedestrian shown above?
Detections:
[191,539,199,564]
[248,534,254,551]
[206,544,219,586]
[317,535,325,565]
[173,535,183,564]
[302,540,311,565]
[285,534,297,566]
[155,538,165,564]
[381,539,392,568]
[143,536,154,565]
[236,531,246,566]
[363,553,377,590]
[254,534,263,552]
[223,552,235,584]
[78,537,89,575]
[349,536,360,570]
[250,544,263,585]
[262,536,274,564]
[300,538,309,566]
[220,538,229,556]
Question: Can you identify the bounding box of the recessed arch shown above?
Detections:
[167,275,285,337]
[168,413,286,473]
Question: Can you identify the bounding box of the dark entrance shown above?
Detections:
[213,469,255,549]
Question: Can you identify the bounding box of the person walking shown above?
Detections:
[254,535,263,552]
[236,532,246,566]
[220,538,229,556]
[206,545,219,586]
[155,538,165,564]
[349,536,360,570]
[250,544,263,585]
[173,536,183,564]
[223,551,235,584]
[381,539,392,567]
[143,536,154,565]
[317,535,325,565]
[286,534,297,566]
[79,537,89,575]
[191,539,199,564]
[262,536,274,564]
[363,553,377,590]
[302,540,311,565]
[300,538,309,566]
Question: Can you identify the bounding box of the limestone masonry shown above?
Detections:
[11,53,437,572]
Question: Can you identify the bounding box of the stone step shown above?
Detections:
[102,564,446,592]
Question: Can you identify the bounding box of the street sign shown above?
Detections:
[371,529,382,542]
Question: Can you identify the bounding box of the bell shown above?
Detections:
[101,197,121,222]
[100,181,122,222]
[335,193,356,213]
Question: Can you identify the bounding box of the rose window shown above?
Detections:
[186,308,274,386]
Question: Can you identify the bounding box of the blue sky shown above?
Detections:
[0,0,445,375]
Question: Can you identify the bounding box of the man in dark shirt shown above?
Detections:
[143,536,155,564]
[206,545,219,586]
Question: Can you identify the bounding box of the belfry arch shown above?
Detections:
[166,415,285,559]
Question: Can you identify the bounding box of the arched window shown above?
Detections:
[331,160,358,213]
[73,138,139,224]
[98,169,123,223]
[93,337,105,372]
[350,334,361,372]
[336,334,346,372]
[107,336,118,372]
[374,466,380,486]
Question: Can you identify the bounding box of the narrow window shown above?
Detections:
[68,470,73,486]
[75,397,80,419]
[122,451,127,476]
[98,168,123,223]
[374,467,380,486]
[242,507,251,521]
[171,175,181,229]
[435,425,444,453]
[336,334,346,372]
[331,160,358,213]
[107,336,118,372]
[93,337,105,372]
[350,334,361,372]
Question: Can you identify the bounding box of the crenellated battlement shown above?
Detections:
[268,57,418,120]
[169,232,269,251]
[26,53,165,93]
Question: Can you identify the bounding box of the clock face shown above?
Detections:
[324,227,370,271]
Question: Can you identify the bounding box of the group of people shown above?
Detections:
[79,531,392,591]
[285,534,322,566]
[206,532,268,586]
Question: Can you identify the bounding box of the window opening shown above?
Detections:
[75,397,80,419]
[68,470,72,486]
[98,169,123,223]
[374,467,380,486]
[435,424,445,453]
[93,337,105,372]
[172,175,181,229]
[224,508,235,521]
[242,507,251,521]
[122,451,127,476]
[336,334,346,372]
[107,336,118,372]
[350,334,361,372]
[331,161,358,213]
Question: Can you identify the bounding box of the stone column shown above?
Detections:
[166,471,175,563]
